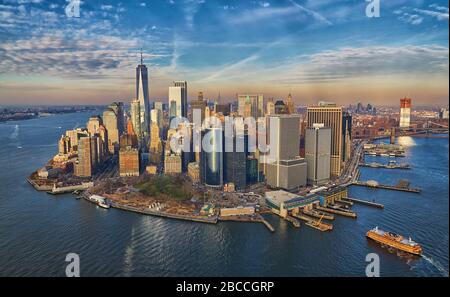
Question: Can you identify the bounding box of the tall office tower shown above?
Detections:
[130,99,143,147]
[119,147,140,177]
[89,135,99,170]
[169,100,177,119]
[198,91,204,101]
[119,129,140,177]
[305,124,331,186]
[286,93,295,114]
[169,81,188,119]
[86,115,102,135]
[149,123,163,164]
[399,97,412,128]
[266,98,275,115]
[109,102,125,135]
[342,111,352,162]
[237,94,264,118]
[154,101,165,112]
[74,136,92,177]
[274,100,287,114]
[136,52,150,140]
[307,103,343,177]
[58,135,71,155]
[103,106,120,154]
[190,95,207,124]
[265,115,307,191]
[150,108,163,129]
[224,134,247,191]
[86,115,105,163]
[439,108,449,119]
[200,127,224,188]
[97,125,108,159]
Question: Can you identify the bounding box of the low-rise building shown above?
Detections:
[187,162,200,182]
[220,206,255,217]
[265,190,323,218]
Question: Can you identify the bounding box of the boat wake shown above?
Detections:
[10,125,19,140]
[421,254,449,277]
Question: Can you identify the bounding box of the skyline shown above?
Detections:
[0,0,449,106]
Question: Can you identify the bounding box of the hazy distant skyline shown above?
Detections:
[0,0,448,106]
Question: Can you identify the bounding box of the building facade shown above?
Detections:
[307,103,343,177]
[305,124,331,186]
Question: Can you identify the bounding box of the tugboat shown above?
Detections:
[366,226,422,255]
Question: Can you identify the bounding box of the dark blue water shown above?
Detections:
[0,112,448,276]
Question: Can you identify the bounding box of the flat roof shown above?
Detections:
[265,190,300,204]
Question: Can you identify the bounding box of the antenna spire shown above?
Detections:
[140,48,143,65]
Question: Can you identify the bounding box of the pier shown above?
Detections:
[293,213,333,232]
[285,215,301,228]
[359,162,410,170]
[219,214,275,233]
[352,181,421,193]
[302,209,334,220]
[342,197,384,209]
[315,205,357,218]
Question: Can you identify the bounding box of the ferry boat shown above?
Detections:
[366,227,422,255]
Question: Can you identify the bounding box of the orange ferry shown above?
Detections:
[366,227,422,255]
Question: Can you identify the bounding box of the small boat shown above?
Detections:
[366,226,422,255]
[98,201,110,209]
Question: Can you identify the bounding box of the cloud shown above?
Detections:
[414,8,449,21]
[273,45,449,84]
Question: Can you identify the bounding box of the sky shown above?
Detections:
[0,0,448,106]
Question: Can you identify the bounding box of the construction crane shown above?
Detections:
[315,214,325,227]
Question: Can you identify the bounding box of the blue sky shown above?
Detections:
[0,0,448,105]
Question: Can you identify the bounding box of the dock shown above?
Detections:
[260,217,275,232]
[48,182,93,195]
[336,199,353,206]
[293,214,333,232]
[302,209,334,220]
[315,205,357,218]
[359,162,410,170]
[342,197,384,209]
[219,214,276,233]
[285,215,301,228]
[352,181,421,193]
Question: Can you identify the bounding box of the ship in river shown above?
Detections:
[366,227,422,255]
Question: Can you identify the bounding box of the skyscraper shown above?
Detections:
[286,93,295,114]
[342,112,352,162]
[307,103,343,177]
[266,114,307,191]
[130,99,142,146]
[136,52,150,140]
[200,127,224,188]
[266,98,275,115]
[190,92,207,125]
[74,136,92,177]
[305,124,331,185]
[224,133,247,191]
[103,106,120,154]
[237,94,264,118]
[169,81,188,119]
[400,97,412,128]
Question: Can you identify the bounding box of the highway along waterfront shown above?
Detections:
[0,112,448,276]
